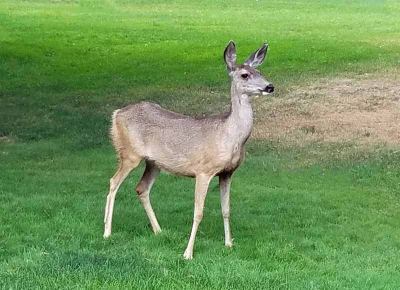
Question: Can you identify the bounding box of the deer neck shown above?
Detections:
[226,83,254,144]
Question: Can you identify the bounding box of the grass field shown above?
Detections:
[1,0,400,289]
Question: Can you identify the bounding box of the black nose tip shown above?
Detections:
[265,84,274,93]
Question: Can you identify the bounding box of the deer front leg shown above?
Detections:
[183,174,212,260]
[219,172,233,247]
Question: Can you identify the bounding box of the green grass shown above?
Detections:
[1,0,400,289]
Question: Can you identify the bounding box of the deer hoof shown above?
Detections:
[152,226,162,235]
[183,250,193,260]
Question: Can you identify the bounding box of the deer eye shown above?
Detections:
[241,73,249,79]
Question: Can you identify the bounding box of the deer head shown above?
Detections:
[224,41,274,98]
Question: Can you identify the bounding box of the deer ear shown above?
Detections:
[224,40,236,75]
[244,43,268,68]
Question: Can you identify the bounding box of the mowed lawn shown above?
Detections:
[1,0,400,289]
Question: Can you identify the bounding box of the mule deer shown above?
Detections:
[103,41,274,259]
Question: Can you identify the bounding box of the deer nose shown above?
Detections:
[265,84,274,93]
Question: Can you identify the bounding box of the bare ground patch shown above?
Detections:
[253,71,400,148]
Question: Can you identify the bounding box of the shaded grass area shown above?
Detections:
[1,0,400,289]
[1,0,400,145]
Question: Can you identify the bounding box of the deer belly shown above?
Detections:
[145,142,243,176]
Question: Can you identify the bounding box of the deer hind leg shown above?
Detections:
[183,174,212,260]
[135,161,161,234]
[104,157,141,238]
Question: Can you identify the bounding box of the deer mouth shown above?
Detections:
[259,90,272,96]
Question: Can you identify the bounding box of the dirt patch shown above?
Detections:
[253,71,400,148]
